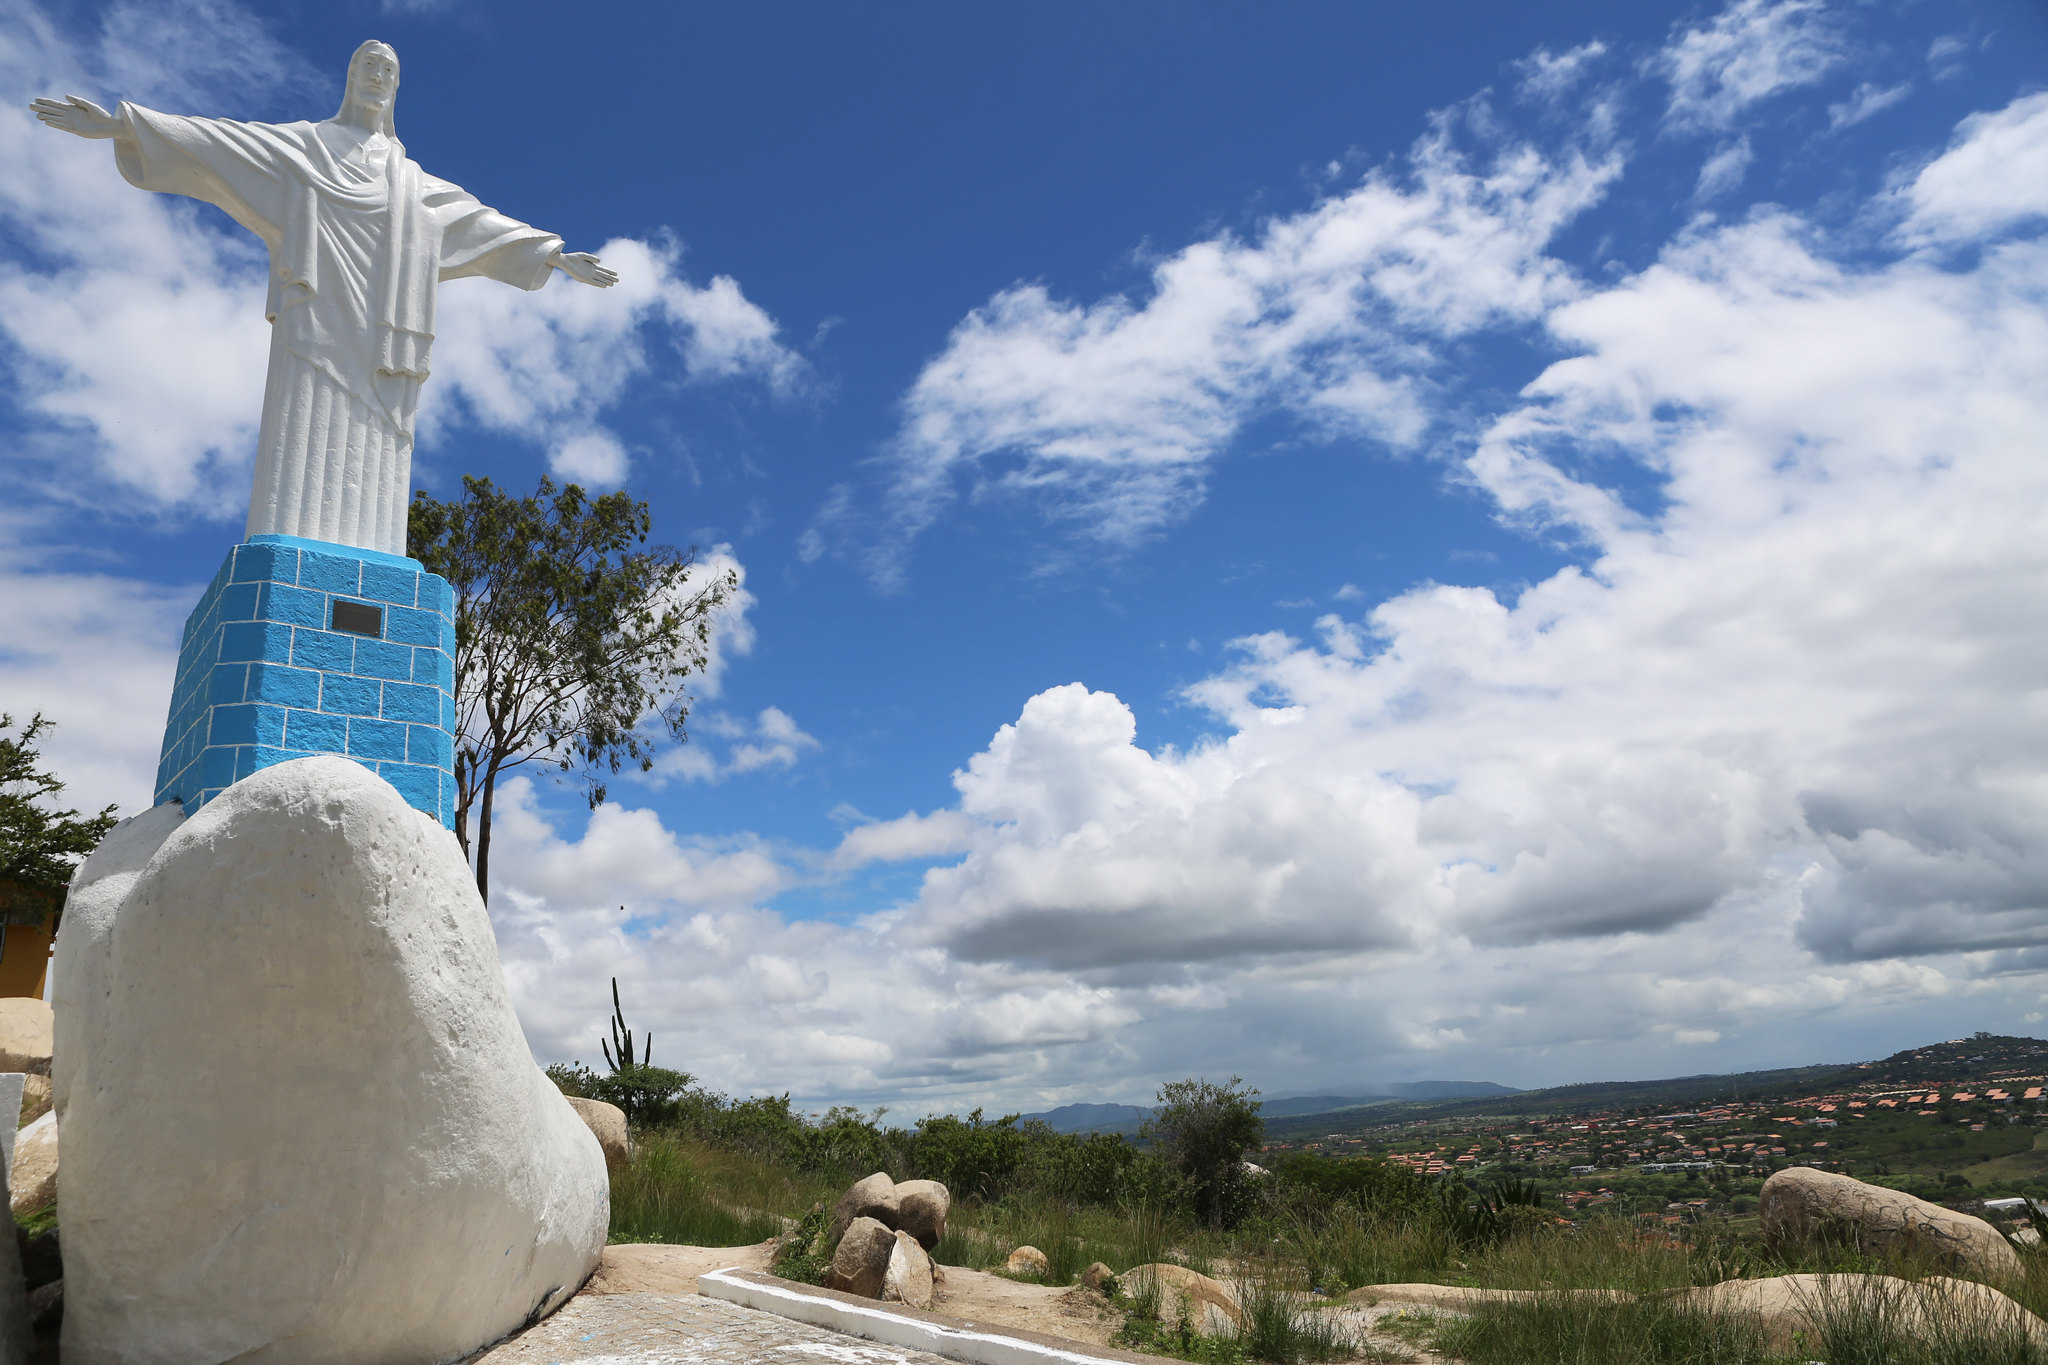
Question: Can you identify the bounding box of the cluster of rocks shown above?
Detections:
[810,1172,951,1310]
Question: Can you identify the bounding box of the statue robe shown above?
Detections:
[113,103,564,556]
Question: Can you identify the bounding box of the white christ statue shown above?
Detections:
[33,40,617,557]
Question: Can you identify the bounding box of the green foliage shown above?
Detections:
[0,713,115,907]
[546,1059,694,1128]
[1145,1076,1265,1229]
[910,1109,1029,1200]
[408,476,736,903]
[1272,1153,1442,1222]
[770,1202,833,1285]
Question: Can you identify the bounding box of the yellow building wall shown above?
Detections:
[0,923,53,1000]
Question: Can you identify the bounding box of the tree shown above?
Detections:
[1143,1075,1264,1228]
[0,713,117,916]
[408,476,736,903]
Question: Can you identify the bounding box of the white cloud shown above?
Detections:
[1894,91,2048,246]
[654,705,819,785]
[0,1,287,517]
[674,544,755,701]
[548,431,630,487]
[1514,41,1610,103]
[424,236,806,485]
[1827,80,1911,131]
[870,100,1619,576]
[0,534,186,817]
[1693,136,1753,200]
[1653,0,1846,133]
[829,809,978,872]
[486,86,2048,1108]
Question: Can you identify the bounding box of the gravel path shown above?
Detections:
[461,1290,959,1365]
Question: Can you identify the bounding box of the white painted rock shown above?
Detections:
[51,757,608,1365]
[8,1112,55,1218]
[0,1000,51,1076]
[880,1229,935,1310]
[566,1097,630,1164]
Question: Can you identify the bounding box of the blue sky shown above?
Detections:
[4,0,2048,1114]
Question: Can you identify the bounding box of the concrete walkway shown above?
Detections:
[461,1290,957,1365]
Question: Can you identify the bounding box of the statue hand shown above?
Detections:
[31,95,120,139]
[551,250,618,289]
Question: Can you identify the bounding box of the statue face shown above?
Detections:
[347,45,399,119]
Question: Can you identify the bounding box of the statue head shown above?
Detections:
[337,40,399,136]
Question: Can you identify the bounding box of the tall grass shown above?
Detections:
[608,1131,834,1246]
[1431,1294,1776,1365]
[942,1193,1198,1283]
[1796,1273,2048,1365]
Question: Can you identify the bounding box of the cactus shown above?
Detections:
[600,975,650,1072]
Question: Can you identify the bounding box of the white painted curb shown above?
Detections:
[699,1269,1137,1365]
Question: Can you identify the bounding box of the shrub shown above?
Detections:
[1145,1077,1264,1230]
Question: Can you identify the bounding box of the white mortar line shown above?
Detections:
[699,1270,1137,1365]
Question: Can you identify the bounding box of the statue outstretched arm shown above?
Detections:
[548,249,618,289]
[31,95,123,140]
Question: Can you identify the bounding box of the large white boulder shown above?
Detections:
[1759,1167,2020,1280]
[52,757,609,1365]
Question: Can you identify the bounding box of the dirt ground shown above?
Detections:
[584,1242,1125,1346]
[578,1244,1447,1363]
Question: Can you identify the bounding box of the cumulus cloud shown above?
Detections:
[1894,91,2048,246]
[0,533,188,817]
[862,99,1620,578]
[485,84,2048,1109]
[426,236,806,487]
[1653,0,1846,133]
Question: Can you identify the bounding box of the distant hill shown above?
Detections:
[1024,1081,1522,1133]
[1261,1082,1521,1118]
[1021,1102,1154,1135]
[1028,1036,2048,1144]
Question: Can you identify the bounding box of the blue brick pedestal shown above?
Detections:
[155,534,459,827]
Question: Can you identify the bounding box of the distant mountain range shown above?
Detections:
[1020,1080,1522,1135]
[1015,1036,2048,1142]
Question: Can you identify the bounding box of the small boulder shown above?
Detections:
[881,1230,935,1310]
[829,1172,900,1248]
[1760,1167,2020,1280]
[1003,1245,1050,1277]
[894,1178,950,1249]
[828,1216,897,1299]
[1082,1261,1116,1291]
[0,1001,51,1077]
[9,1113,55,1219]
[565,1097,630,1164]
[1126,1263,1243,1331]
